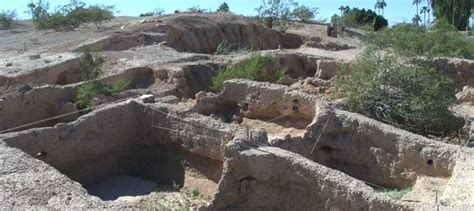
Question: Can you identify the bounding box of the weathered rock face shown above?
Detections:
[212,140,406,210]
[162,13,303,54]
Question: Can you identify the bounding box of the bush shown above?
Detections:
[27,1,114,31]
[212,53,286,91]
[75,51,128,109]
[214,41,255,55]
[333,50,458,136]
[0,10,16,28]
[139,8,165,17]
[339,7,387,31]
[256,0,297,31]
[364,22,474,59]
[292,5,318,23]
[217,2,230,13]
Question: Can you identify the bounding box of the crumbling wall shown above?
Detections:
[0,86,75,132]
[0,57,81,93]
[307,110,459,188]
[211,139,409,210]
[194,79,323,129]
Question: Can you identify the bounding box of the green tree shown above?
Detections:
[0,10,16,28]
[217,2,230,12]
[375,0,387,16]
[420,6,429,26]
[256,0,297,30]
[413,0,422,25]
[27,0,114,31]
[431,0,472,30]
[292,5,319,22]
[186,6,206,13]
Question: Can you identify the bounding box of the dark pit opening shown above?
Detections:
[427,159,434,166]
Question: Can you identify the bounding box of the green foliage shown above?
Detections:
[292,5,319,22]
[431,0,472,30]
[338,6,388,31]
[375,187,412,200]
[79,51,104,80]
[27,0,114,31]
[139,8,165,17]
[212,53,286,91]
[185,6,207,13]
[333,50,458,136]
[142,188,210,211]
[75,51,128,109]
[0,10,16,28]
[214,41,255,55]
[217,2,230,13]
[256,0,297,31]
[364,22,474,59]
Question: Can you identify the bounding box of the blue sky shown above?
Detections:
[1,0,430,25]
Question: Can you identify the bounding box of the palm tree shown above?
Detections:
[412,14,422,24]
[338,5,345,16]
[379,0,387,16]
[413,0,423,25]
[420,6,429,26]
[426,0,433,27]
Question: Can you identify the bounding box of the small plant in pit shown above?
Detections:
[75,51,129,109]
[143,187,210,211]
[212,52,286,91]
[214,41,256,55]
[375,186,412,200]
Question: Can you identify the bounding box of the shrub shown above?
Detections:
[214,41,255,55]
[27,1,114,31]
[292,5,318,23]
[75,51,128,109]
[333,50,458,136]
[0,10,16,28]
[364,22,474,59]
[217,2,230,13]
[256,0,297,31]
[339,7,387,31]
[212,53,286,91]
[139,8,165,17]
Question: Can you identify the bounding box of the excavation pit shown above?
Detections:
[2,101,223,206]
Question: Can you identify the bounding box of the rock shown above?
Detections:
[140,94,155,103]
[195,91,207,101]
[456,86,474,104]
[156,95,179,104]
[28,54,41,60]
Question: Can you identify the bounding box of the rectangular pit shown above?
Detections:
[2,101,222,203]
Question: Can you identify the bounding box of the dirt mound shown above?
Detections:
[79,13,303,54]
